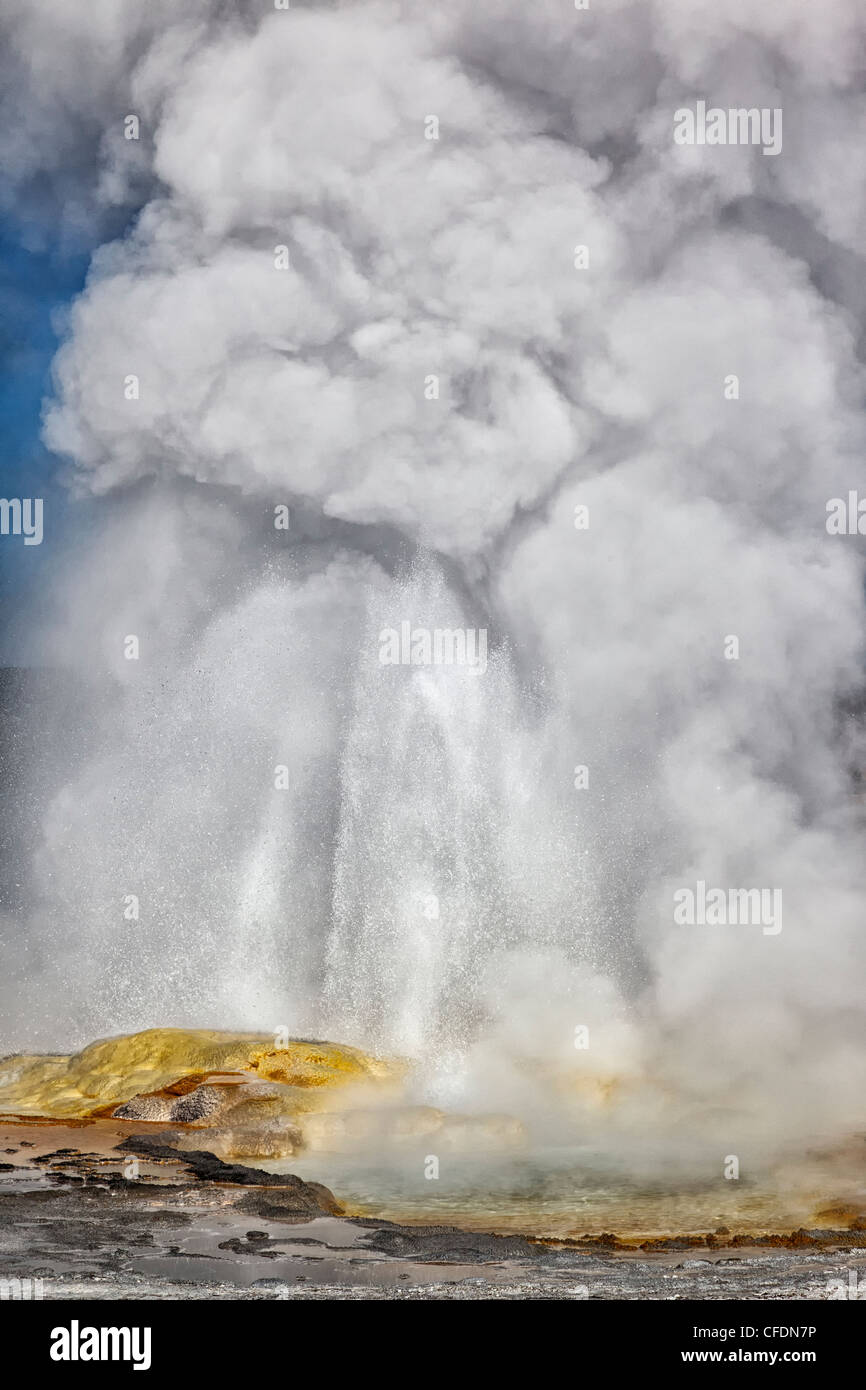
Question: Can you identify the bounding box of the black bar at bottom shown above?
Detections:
[7,1296,858,1375]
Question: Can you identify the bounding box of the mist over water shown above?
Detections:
[1,0,865,1163]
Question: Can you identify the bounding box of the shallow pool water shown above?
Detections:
[260,1146,855,1240]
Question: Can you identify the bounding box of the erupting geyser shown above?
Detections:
[0,0,864,1171]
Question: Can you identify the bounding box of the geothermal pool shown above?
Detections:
[259,1143,866,1243]
[3,1027,862,1247]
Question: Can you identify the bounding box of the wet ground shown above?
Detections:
[0,1119,863,1300]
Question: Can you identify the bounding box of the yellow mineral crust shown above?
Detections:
[0,1027,405,1120]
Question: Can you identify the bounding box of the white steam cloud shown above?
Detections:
[2,0,866,1157]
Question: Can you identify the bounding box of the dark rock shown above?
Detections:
[115,1131,341,1214]
[169,1086,225,1122]
[233,1183,342,1222]
[351,1219,541,1263]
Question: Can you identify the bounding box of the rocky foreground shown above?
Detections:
[1,1029,864,1299]
[0,1114,863,1300]
[0,1122,864,1299]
